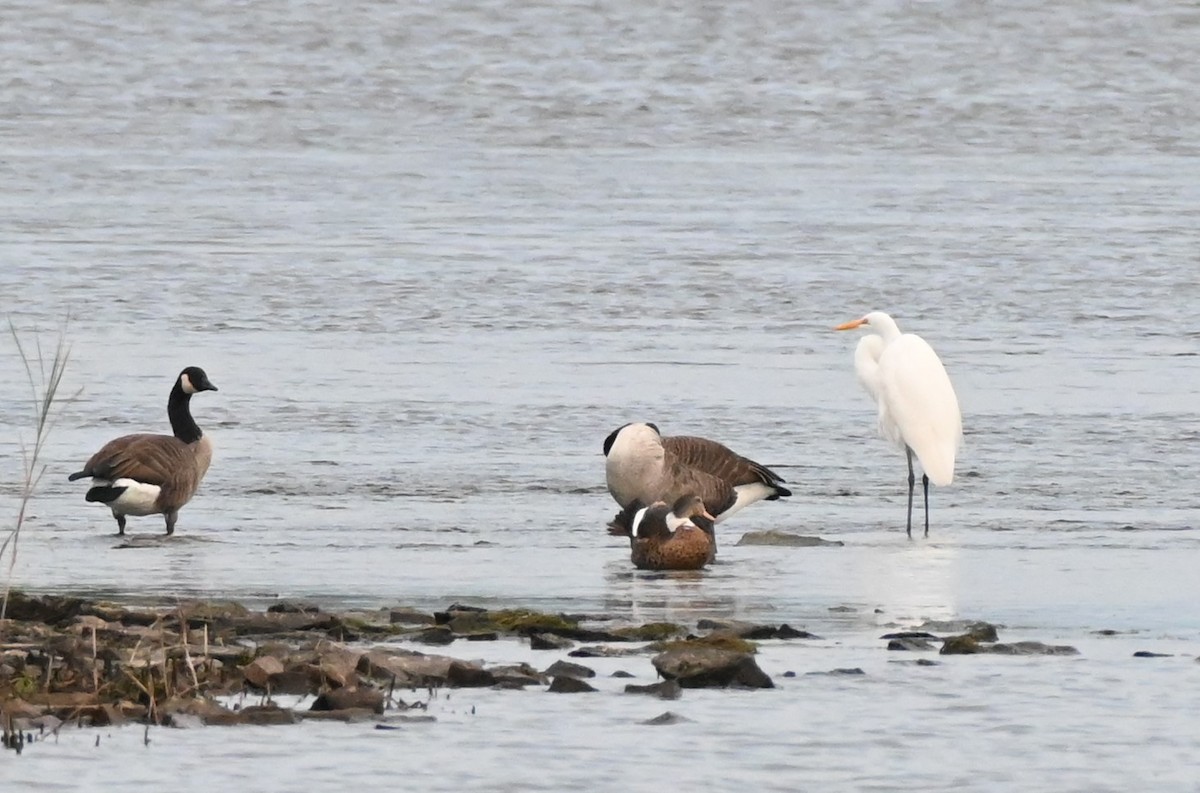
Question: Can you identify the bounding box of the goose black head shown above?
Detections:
[179,366,219,395]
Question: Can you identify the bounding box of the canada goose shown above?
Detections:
[608,494,716,571]
[68,366,218,536]
[602,422,791,524]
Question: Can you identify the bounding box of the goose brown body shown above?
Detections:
[608,494,716,571]
[603,423,791,526]
[69,366,218,535]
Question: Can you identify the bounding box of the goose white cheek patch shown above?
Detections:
[630,506,650,538]
[180,372,196,394]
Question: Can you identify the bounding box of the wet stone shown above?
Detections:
[548,676,596,693]
[242,655,285,688]
[311,687,385,714]
[889,638,936,652]
[624,680,682,700]
[543,660,596,679]
[652,647,773,689]
[806,668,865,676]
[412,626,456,645]
[1132,651,1172,658]
[735,531,844,547]
[939,635,984,655]
[446,661,496,687]
[267,601,321,615]
[530,633,575,651]
[643,711,691,725]
[988,641,1079,656]
[611,670,635,679]
[389,608,435,626]
[881,631,940,640]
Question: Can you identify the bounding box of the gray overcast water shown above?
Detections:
[1,0,1198,790]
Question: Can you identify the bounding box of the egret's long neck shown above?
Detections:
[167,382,203,444]
[870,314,903,343]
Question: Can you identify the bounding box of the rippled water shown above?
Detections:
[2,0,1199,789]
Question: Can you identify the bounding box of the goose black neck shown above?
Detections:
[168,381,203,444]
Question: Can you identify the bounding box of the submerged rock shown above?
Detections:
[651,647,773,689]
[988,641,1079,656]
[543,660,596,679]
[695,619,819,641]
[624,680,682,700]
[735,531,844,547]
[548,676,596,693]
[529,633,575,651]
[642,711,691,725]
[888,638,936,652]
[568,645,647,658]
[939,635,984,655]
[919,620,1000,642]
[311,687,385,714]
[1132,651,1172,658]
[805,668,865,676]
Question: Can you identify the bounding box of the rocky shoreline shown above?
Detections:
[1,590,1093,751]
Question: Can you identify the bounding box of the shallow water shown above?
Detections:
[2,0,1199,789]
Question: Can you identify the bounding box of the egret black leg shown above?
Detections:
[905,448,916,539]
[922,474,930,538]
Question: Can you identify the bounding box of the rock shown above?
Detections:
[888,638,935,651]
[651,635,757,654]
[890,658,941,667]
[1132,651,1172,658]
[775,624,820,640]
[209,705,297,727]
[806,667,865,676]
[243,655,286,688]
[988,641,1079,656]
[446,661,496,687]
[919,620,1000,642]
[611,670,635,678]
[735,531,844,547]
[462,632,499,642]
[311,687,385,714]
[301,708,379,722]
[1,592,87,625]
[530,633,575,651]
[695,620,819,641]
[642,711,691,725]
[488,663,546,688]
[389,608,435,626]
[548,676,596,693]
[881,631,940,640]
[610,623,686,641]
[313,645,363,689]
[568,645,645,658]
[624,680,682,700]
[267,601,321,615]
[543,660,596,679]
[1092,629,1121,636]
[652,647,773,689]
[939,635,984,655]
[412,626,456,645]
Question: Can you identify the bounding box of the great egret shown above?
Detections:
[835,312,962,538]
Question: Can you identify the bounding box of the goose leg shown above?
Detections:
[922,474,931,538]
[115,514,126,536]
[905,448,916,539]
[164,511,178,536]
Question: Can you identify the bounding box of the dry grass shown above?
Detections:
[1,320,75,625]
